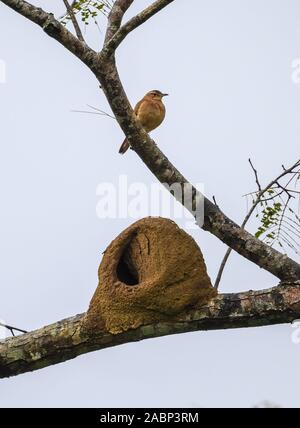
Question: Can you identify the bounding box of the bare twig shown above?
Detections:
[62,0,85,42]
[71,104,116,120]
[249,158,262,192]
[212,195,218,206]
[214,247,231,289]
[87,104,116,119]
[0,322,27,337]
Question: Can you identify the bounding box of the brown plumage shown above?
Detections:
[119,89,168,154]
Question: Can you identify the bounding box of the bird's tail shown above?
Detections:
[118,138,130,155]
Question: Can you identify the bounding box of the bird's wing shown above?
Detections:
[134,99,146,116]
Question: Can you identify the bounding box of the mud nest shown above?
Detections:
[84,217,217,334]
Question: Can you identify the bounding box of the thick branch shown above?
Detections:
[103,0,175,56]
[93,58,300,282]
[1,282,299,378]
[0,0,96,67]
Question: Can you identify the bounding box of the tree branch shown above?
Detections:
[62,0,84,42]
[1,281,299,378]
[94,57,300,282]
[104,0,134,44]
[103,0,175,56]
[249,158,262,192]
[214,247,232,289]
[0,0,96,67]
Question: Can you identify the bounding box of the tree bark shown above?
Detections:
[1,281,299,378]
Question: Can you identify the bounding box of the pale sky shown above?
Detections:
[0,0,300,407]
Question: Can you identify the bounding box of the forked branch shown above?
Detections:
[103,0,175,55]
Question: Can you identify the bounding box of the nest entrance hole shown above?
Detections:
[116,241,140,286]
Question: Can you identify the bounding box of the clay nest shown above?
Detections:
[83,217,217,334]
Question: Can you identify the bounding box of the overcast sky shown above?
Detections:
[0,0,300,408]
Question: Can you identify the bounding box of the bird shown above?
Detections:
[119,90,168,154]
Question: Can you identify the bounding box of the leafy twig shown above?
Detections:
[60,1,112,27]
[62,0,85,41]
[214,159,300,289]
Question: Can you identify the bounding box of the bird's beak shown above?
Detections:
[162,93,169,97]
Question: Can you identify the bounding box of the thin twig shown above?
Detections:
[86,104,116,119]
[249,158,262,192]
[71,104,116,120]
[62,0,85,42]
[0,322,27,336]
[281,221,300,240]
[244,187,300,199]
[214,247,231,290]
